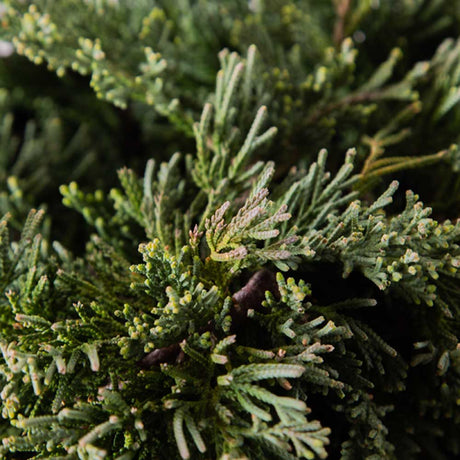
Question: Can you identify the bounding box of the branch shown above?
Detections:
[333,0,352,46]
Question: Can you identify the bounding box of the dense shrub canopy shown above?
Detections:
[0,1,459,459]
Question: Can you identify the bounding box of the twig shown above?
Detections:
[138,343,183,368]
[333,0,352,46]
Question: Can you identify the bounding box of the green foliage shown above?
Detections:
[0,1,459,459]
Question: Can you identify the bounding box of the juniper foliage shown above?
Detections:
[0,1,459,459]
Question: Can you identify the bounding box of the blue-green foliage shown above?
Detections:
[0,1,459,459]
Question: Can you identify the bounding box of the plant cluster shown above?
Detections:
[0,1,459,459]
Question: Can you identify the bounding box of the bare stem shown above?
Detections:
[333,0,352,46]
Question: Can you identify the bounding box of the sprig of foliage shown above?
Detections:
[1,2,460,459]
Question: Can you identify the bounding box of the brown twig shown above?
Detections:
[333,0,352,47]
[138,343,183,368]
[231,269,280,324]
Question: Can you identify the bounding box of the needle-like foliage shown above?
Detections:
[0,1,459,459]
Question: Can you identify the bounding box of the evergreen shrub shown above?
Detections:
[0,1,459,458]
